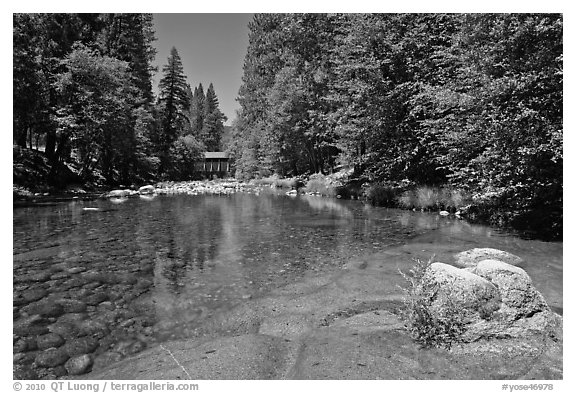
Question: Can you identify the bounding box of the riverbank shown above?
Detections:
[13,145,561,240]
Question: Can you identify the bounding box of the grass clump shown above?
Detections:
[397,186,471,212]
[399,257,467,349]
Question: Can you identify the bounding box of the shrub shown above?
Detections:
[399,257,467,349]
[397,191,415,209]
[366,182,398,207]
[302,173,336,196]
[252,175,301,189]
[415,186,440,210]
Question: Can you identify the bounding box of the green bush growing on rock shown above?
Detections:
[399,258,467,349]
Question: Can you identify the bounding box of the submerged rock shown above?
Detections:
[35,348,69,368]
[454,248,523,268]
[37,333,65,350]
[63,336,99,356]
[23,301,64,318]
[55,298,88,313]
[65,354,93,375]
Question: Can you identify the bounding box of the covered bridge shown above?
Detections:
[195,152,230,178]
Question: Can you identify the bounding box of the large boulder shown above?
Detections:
[418,259,556,343]
[454,248,523,268]
[422,262,502,319]
[473,259,549,320]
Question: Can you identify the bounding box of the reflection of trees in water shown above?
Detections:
[300,195,353,218]
[159,198,222,289]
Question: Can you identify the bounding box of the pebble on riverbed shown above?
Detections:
[63,336,99,357]
[65,354,94,375]
[35,347,69,368]
[37,333,65,350]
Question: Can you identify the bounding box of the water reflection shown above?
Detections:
[12,193,563,378]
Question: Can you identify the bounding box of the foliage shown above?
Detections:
[366,183,398,207]
[251,175,299,189]
[157,46,191,173]
[53,44,136,183]
[201,83,228,151]
[302,173,336,196]
[167,135,205,180]
[399,258,467,349]
[396,186,472,211]
[232,13,562,238]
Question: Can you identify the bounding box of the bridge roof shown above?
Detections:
[204,152,228,159]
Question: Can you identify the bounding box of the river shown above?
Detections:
[13,191,563,379]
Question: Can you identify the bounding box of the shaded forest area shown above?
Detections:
[13,13,227,189]
[229,14,562,239]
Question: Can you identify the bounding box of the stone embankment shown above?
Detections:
[82,248,561,380]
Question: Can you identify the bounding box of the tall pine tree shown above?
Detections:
[98,13,157,104]
[202,83,227,151]
[157,46,190,173]
[190,83,205,138]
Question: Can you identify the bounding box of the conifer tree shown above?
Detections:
[202,83,227,151]
[190,83,206,137]
[99,13,157,103]
[157,46,190,172]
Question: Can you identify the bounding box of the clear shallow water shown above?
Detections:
[13,192,563,378]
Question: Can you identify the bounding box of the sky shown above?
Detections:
[151,14,254,126]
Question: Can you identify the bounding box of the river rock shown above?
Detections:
[92,351,124,371]
[85,292,109,306]
[454,248,523,268]
[55,298,88,313]
[35,347,69,368]
[23,300,64,318]
[48,322,81,340]
[77,319,110,338]
[65,354,94,375]
[422,262,501,318]
[14,315,49,336]
[138,185,155,195]
[68,266,87,274]
[22,287,48,303]
[13,339,28,353]
[473,259,549,319]
[63,336,99,356]
[37,333,65,350]
[107,189,131,198]
[14,271,51,284]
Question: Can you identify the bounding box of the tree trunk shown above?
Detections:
[45,129,56,159]
[16,124,28,148]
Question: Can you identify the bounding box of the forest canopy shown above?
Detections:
[229,13,562,237]
[13,13,228,184]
